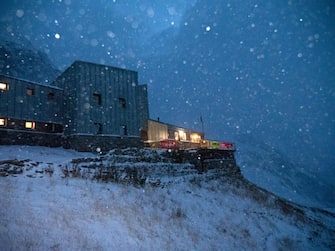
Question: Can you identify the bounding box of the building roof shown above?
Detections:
[0,74,63,91]
[148,118,203,134]
[69,60,138,74]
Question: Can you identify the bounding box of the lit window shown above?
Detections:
[27,88,35,96]
[0,82,9,91]
[174,131,179,140]
[25,121,35,129]
[190,133,201,143]
[178,130,186,141]
[0,118,6,126]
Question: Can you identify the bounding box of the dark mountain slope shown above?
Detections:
[0,34,60,84]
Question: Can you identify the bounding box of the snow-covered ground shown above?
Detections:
[0,145,334,250]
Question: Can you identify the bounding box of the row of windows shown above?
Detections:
[0,118,63,133]
[92,122,128,135]
[0,117,130,136]
[25,88,56,100]
[0,118,35,129]
[2,82,128,107]
[173,130,202,143]
[92,92,127,108]
[0,82,55,100]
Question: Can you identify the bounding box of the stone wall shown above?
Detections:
[58,149,241,186]
[62,134,143,152]
[0,129,63,147]
[0,130,143,152]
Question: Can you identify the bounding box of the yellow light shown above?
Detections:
[0,82,8,91]
[190,133,201,143]
[174,131,179,140]
[178,130,186,141]
[25,121,35,129]
[0,118,6,126]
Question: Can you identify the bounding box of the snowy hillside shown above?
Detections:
[236,136,335,213]
[0,145,334,250]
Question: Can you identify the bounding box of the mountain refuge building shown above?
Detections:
[0,60,149,151]
[0,60,206,152]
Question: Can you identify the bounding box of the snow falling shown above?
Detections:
[0,1,334,250]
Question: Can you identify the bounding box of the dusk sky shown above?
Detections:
[1,0,334,174]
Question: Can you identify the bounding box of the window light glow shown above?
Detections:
[174,131,179,140]
[190,133,201,143]
[25,121,35,129]
[0,82,9,90]
[0,118,6,126]
[178,130,186,141]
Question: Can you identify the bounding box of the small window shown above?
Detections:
[27,88,35,96]
[0,118,6,126]
[93,93,102,106]
[94,122,102,134]
[25,121,35,129]
[119,97,126,108]
[48,92,55,100]
[0,82,9,91]
[120,125,127,135]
